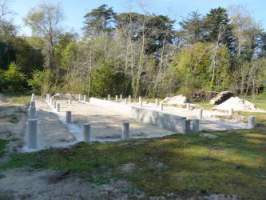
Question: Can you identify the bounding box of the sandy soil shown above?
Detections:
[0,169,144,200]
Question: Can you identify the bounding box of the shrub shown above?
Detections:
[2,63,27,93]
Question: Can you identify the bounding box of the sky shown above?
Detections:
[6,0,266,36]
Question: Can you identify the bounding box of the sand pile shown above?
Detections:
[161,95,188,105]
[214,97,262,112]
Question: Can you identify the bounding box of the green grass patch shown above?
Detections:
[7,95,32,105]
[245,93,266,110]
[2,124,266,199]
[0,140,7,157]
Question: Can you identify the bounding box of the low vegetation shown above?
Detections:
[1,113,266,199]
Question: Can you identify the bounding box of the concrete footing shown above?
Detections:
[122,122,130,140]
[132,106,187,133]
[83,124,91,143]
[66,111,72,123]
[27,119,38,149]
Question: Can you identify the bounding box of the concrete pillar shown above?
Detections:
[31,93,35,102]
[248,116,256,129]
[30,100,36,108]
[139,97,142,107]
[120,94,123,101]
[199,109,203,120]
[28,105,37,119]
[155,98,159,106]
[185,119,191,133]
[160,103,164,111]
[229,108,234,116]
[107,94,111,101]
[27,119,38,149]
[191,119,200,133]
[128,95,131,103]
[46,94,50,103]
[186,103,191,110]
[56,103,61,112]
[122,122,130,140]
[66,111,72,123]
[83,124,91,143]
[78,94,81,102]
[125,98,128,104]
[83,95,87,102]
[68,99,71,105]
[115,95,118,102]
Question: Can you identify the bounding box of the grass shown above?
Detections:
[246,92,266,110]
[7,95,32,105]
[1,117,266,199]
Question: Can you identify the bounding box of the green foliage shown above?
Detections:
[170,42,230,96]
[28,70,53,95]
[91,60,131,97]
[0,63,27,93]
[83,4,116,36]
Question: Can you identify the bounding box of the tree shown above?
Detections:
[24,2,63,72]
[83,4,116,37]
[170,42,230,96]
[179,11,204,44]
[204,7,236,54]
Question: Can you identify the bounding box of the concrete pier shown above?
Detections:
[139,97,143,107]
[28,105,37,119]
[66,111,72,123]
[27,119,38,149]
[83,124,91,143]
[56,103,61,112]
[191,119,200,133]
[185,119,191,133]
[248,116,256,129]
[115,95,118,102]
[122,122,130,140]
[199,109,203,120]
[155,98,159,106]
[160,103,164,111]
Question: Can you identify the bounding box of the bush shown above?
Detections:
[28,69,52,95]
[91,61,131,97]
[1,63,27,93]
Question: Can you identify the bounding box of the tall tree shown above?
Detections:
[83,4,116,37]
[204,7,236,54]
[179,11,204,44]
[25,2,63,72]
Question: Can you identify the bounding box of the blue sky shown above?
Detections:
[7,0,266,36]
